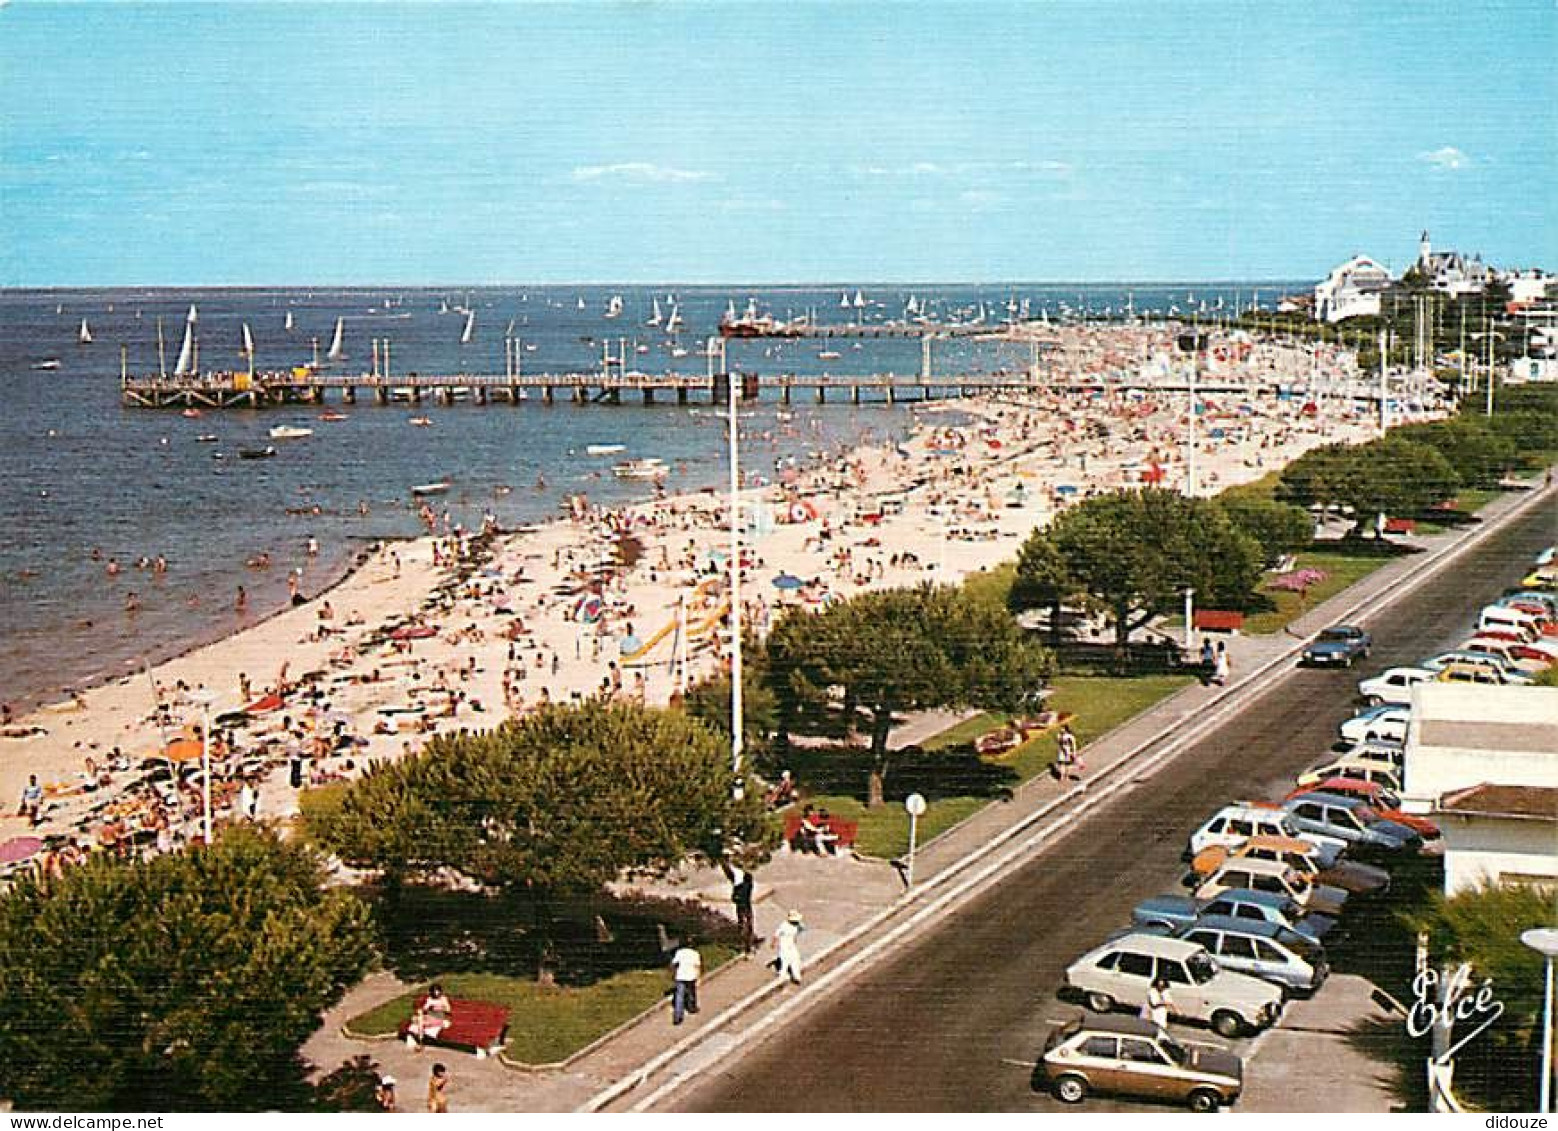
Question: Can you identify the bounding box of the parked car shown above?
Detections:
[1477,605,1549,639]
[1184,802,1346,862]
[1358,667,1435,706]
[1189,836,1390,897]
[1185,856,1349,918]
[1338,705,1410,745]
[1463,636,1558,671]
[1295,754,1403,795]
[1039,1014,1243,1111]
[1133,887,1337,945]
[1176,915,1328,997]
[1420,651,1534,684]
[1063,934,1284,1037]
[1283,792,1423,857]
[1286,778,1440,841]
[1302,625,1372,667]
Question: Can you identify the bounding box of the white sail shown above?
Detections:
[840,291,851,308]
[460,309,475,344]
[284,309,295,331]
[647,298,662,327]
[327,317,345,361]
[186,303,198,325]
[78,318,92,345]
[241,322,255,356]
[173,320,195,376]
[725,299,738,322]
[665,303,682,332]
[853,290,865,308]
[605,294,623,318]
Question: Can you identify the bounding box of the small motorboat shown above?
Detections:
[411,480,452,496]
[181,408,203,419]
[408,416,433,427]
[585,444,626,456]
[238,446,277,460]
[195,434,219,443]
[268,425,313,440]
[30,359,61,371]
[318,411,349,422]
[612,457,668,481]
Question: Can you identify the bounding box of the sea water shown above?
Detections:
[0,282,1294,708]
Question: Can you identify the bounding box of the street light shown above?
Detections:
[728,368,744,798]
[1471,327,1506,418]
[1523,927,1558,1113]
[904,793,927,889]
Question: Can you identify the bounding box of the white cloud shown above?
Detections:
[1419,146,1470,171]
[570,162,713,184]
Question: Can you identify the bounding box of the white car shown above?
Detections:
[1338,705,1409,745]
[1186,802,1347,861]
[1358,667,1435,706]
[1295,753,1404,793]
[1420,651,1534,684]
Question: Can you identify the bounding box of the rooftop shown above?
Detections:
[1437,784,1558,822]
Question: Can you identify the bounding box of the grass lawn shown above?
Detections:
[1242,547,1399,635]
[799,672,1193,860]
[345,950,736,1066]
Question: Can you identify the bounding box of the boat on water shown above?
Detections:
[284,309,295,331]
[585,443,626,456]
[460,309,475,345]
[318,411,349,422]
[818,350,842,360]
[646,297,663,328]
[408,416,433,427]
[268,425,313,440]
[31,359,62,371]
[604,295,623,319]
[195,434,219,443]
[612,457,668,480]
[664,303,683,333]
[78,319,92,345]
[411,480,452,496]
[326,317,345,361]
[181,408,203,419]
[238,446,276,460]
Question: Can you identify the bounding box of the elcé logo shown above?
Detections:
[1406,963,1505,1064]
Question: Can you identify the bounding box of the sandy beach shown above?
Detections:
[0,327,1427,866]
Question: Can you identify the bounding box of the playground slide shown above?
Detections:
[620,618,679,665]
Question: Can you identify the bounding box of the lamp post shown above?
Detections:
[1471,326,1505,418]
[190,690,215,846]
[904,793,927,889]
[728,369,744,796]
[1523,927,1558,1113]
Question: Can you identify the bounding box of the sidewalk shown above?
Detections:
[303,478,1553,1112]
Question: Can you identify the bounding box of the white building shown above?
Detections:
[1414,230,1493,296]
[1314,255,1392,322]
[1503,269,1555,306]
[1434,784,1556,895]
[1401,684,1558,896]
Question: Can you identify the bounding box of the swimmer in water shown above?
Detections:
[105,558,121,577]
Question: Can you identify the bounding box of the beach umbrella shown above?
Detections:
[159,737,205,763]
[0,836,44,865]
[772,574,805,591]
[573,594,604,624]
[618,634,643,656]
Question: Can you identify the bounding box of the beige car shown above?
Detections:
[1039,1013,1243,1111]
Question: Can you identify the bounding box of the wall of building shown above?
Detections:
[1439,814,1558,895]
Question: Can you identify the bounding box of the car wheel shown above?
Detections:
[1188,1088,1222,1113]
[1055,1075,1089,1105]
[1211,1010,1245,1038]
[1084,991,1116,1014]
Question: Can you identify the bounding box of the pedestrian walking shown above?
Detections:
[1213,641,1230,686]
[1199,637,1216,683]
[18,774,43,825]
[1142,977,1173,1031]
[374,1075,397,1112]
[723,862,757,953]
[670,936,702,1025]
[1055,724,1081,782]
[426,1063,449,1113]
[774,910,805,985]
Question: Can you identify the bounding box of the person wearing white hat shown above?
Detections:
[374,1075,397,1112]
[774,910,805,985]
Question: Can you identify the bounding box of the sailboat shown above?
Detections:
[174,319,196,377]
[605,295,623,319]
[326,317,345,362]
[241,323,255,358]
[186,304,198,325]
[665,303,683,333]
[284,309,295,331]
[78,319,93,345]
[460,309,475,345]
[647,298,663,327]
[840,291,851,309]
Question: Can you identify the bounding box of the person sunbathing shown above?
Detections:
[407,985,453,1051]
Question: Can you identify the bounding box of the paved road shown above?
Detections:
[675,502,1554,1112]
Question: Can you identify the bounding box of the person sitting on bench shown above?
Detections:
[407,984,453,1051]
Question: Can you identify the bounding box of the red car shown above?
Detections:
[1286,778,1440,841]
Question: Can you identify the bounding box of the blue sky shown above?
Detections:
[1,1,1553,285]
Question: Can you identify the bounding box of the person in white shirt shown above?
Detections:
[670,938,702,1025]
[774,910,805,985]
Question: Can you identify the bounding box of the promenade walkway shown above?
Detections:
[302,476,1553,1112]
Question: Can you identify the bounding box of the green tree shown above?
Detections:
[1276,442,1358,514]
[1334,437,1459,531]
[0,828,377,1111]
[306,702,774,978]
[1404,883,1555,1111]
[1045,489,1264,647]
[765,585,1053,806]
[681,638,779,756]
[1009,531,1080,645]
[1394,419,1518,489]
[1219,495,1315,565]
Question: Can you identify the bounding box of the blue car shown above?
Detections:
[1132,888,1337,945]
[1302,625,1372,667]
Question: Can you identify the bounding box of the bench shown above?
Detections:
[1383,517,1416,535]
[1193,609,1245,634]
[783,813,859,854]
[397,997,511,1057]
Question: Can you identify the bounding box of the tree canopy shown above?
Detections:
[1218,494,1316,566]
[1038,489,1264,646]
[764,584,1053,806]
[306,701,773,893]
[1278,438,1460,532]
[0,828,376,1111]
[1393,419,1518,489]
[1008,531,1078,645]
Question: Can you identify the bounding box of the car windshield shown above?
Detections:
[1319,630,1351,643]
[1188,952,1219,984]
[1277,928,1322,959]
